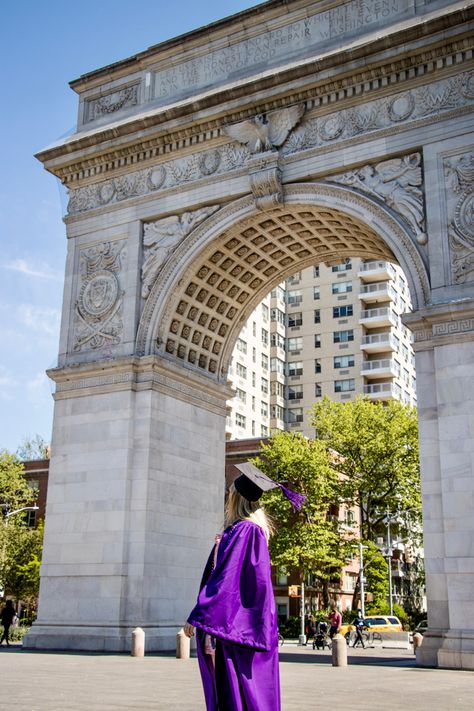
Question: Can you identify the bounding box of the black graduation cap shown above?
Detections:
[233,462,306,510]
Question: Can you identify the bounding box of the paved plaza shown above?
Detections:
[1,643,472,710]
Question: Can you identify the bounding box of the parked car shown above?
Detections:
[340,615,403,640]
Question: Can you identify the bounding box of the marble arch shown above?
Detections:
[26,0,474,669]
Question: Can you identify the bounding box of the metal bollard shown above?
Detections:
[176,628,191,659]
[413,632,423,651]
[131,627,145,657]
[331,634,348,667]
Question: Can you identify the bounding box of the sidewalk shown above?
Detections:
[1,643,472,710]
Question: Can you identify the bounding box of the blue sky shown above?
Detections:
[0,0,264,453]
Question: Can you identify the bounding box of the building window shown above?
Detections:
[236,362,247,378]
[252,395,256,411]
[271,404,285,420]
[261,304,269,321]
[261,328,269,346]
[235,388,246,404]
[315,383,322,397]
[271,308,285,325]
[334,354,355,368]
[287,272,301,284]
[271,381,284,397]
[333,305,353,318]
[252,347,256,363]
[313,266,320,278]
[251,420,256,436]
[261,425,269,437]
[287,336,303,352]
[332,259,352,272]
[261,378,269,394]
[314,309,321,324]
[313,287,320,300]
[271,358,285,374]
[288,312,302,327]
[252,371,256,387]
[261,401,268,417]
[333,330,354,343]
[344,510,355,527]
[252,322,257,337]
[287,361,303,377]
[271,333,285,349]
[236,338,247,354]
[332,281,352,294]
[236,413,246,428]
[334,378,355,392]
[315,359,321,374]
[288,408,303,424]
[288,385,303,400]
[287,290,303,305]
[261,354,269,370]
[271,285,285,301]
[314,334,321,348]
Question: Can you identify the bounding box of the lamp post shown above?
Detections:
[4,505,39,525]
[358,542,367,618]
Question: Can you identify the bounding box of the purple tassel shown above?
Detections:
[277,484,306,511]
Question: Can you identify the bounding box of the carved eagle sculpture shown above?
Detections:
[224,105,305,153]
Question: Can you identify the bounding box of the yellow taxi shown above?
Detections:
[340,615,403,639]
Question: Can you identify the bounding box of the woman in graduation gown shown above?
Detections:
[184,462,305,711]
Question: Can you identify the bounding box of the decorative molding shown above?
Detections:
[327,153,426,244]
[282,70,474,159]
[444,151,474,283]
[72,241,126,353]
[85,84,139,123]
[403,300,474,350]
[67,144,248,215]
[248,152,282,210]
[432,318,474,337]
[142,206,220,298]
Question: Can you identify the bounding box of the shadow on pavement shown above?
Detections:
[279,649,416,667]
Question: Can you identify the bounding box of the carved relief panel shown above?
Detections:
[444,151,474,284]
[72,240,127,354]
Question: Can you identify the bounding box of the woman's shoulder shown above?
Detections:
[226,519,266,538]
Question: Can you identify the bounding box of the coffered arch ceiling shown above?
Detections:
[137,184,430,382]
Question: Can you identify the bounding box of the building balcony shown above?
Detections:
[363,381,401,400]
[360,333,398,352]
[359,307,397,328]
[361,358,400,379]
[270,417,285,431]
[358,281,396,304]
[358,260,396,282]
[270,345,286,360]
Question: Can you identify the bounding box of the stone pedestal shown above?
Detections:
[24,358,229,652]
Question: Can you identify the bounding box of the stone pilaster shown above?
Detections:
[404,300,474,670]
[24,357,230,652]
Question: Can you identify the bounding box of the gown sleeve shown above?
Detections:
[187,521,276,651]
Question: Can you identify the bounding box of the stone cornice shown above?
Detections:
[403,298,474,350]
[47,355,231,414]
[36,9,474,186]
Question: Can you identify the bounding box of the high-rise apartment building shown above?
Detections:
[226,258,416,440]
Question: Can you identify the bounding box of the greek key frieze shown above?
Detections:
[326,153,426,244]
[432,319,474,337]
[142,206,220,299]
[444,151,474,283]
[72,240,127,353]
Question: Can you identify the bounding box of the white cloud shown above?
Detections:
[17,305,61,337]
[1,258,62,281]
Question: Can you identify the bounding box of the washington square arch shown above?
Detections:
[24,0,474,669]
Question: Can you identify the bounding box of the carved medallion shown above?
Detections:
[199,150,221,175]
[387,93,415,122]
[79,271,119,318]
[453,190,474,248]
[444,151,474,283]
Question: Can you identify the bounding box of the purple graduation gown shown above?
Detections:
[188,520,281,711]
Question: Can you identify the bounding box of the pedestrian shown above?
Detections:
[184,461,305,711]
[328,603,342,639]
[0,600,17,646]
[352,610,366,648]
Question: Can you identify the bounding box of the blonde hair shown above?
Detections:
[224,483,274,541]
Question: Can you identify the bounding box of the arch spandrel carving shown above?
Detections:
[136,183,430,380]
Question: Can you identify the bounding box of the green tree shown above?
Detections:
[362,540,389,609]
[310,397,421,541]
[0,450,33,517]
[0,521,44,602]
[253,431,349,606]
[16,434,50,461]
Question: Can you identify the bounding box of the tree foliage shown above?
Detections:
[310,397,421,541]
[0,450,33,516]
[16,434,50,461]
[0,521,44,601]
[253,431,348,594]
